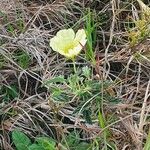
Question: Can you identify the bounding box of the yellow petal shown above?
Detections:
[49,36,60,52]
[50,29,75,52]
[74,29,87,47]
[69,44,82,57]
[56,28,75,40]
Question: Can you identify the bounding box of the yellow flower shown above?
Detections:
[50,28,87,59]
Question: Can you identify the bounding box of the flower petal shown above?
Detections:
[49,36,60,52]
[69,44,82,57]
[74,29,87,47]
[50,28,75,52]
[57,28,75,41]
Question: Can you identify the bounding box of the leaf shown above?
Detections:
[17,52,30,69]
[44,76,66,85]
[85,8,96,64]
[83,109,92,124]
[36,137,56,150]
[82,66,91,79]
[14,143,29,150]
[7,85,18,99]
[1,85,18,102]
[12,130,31,150]
[7,23,15,35]
[144,129,150,150]
[62,131,80,149]
[29,144,44,150]
[75,142,91,150]
[98,111,106,129]
[52,91,70,102]
[98,112,110,141]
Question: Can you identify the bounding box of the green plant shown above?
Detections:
[12,130,32,150]
[13,50,30,69]
[98,111,116,150]
[0,85,19,102]
[61,131,91,150]
[0,55,5,68]
[12,130,56,150]
[128,1,150,47]
[144,129,150,150]
[84,8,97,64]
[44,66,120,123]
[2,9,25,36]
[128,19,150,46]
[16,9,25,33]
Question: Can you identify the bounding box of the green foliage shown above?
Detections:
[13,50,30,69]
[1,9,25,35]
[12,130,32,150]
[0,85,19,102]
[98,111,111,149]
[62,131,91,150]
[44,76,66,84]
[6,23,15,36]
[44,66,121,123]
[128,19,150,46]
[84,8,97,64]
[16,9,25,33]
[34,137,56,150]
[12,130,56,150]
[28,144,44,150]
[82,66,91,79]
[144,129,150,150]
[127,2,150,47]
[0,55,5,68]
[44,66,120,149]
[12,130,94,150]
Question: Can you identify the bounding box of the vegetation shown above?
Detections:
[0,0,150,150]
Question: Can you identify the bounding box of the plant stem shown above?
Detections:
[72,59,77,74]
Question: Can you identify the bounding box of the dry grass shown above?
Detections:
[0,0,150,150]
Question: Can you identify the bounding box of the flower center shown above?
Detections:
[63,41,78,53]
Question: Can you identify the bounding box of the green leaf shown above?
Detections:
[98,111,106,129]
[1,85,19,102]
[7,85,18,99]
[17,52,30,69]
[75,142,91,150]
[144,129,150,150]
[83,109,92,124]
[62,131,80,149]
[29,144,44,150]
[14,143,29,150]
[52,91,70,102]
[85,8,96,64]
[7,23,15,35]
[82,66,91,79]
[36,137,56,150]
[12,130,31,150]
[44,76,66,85]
